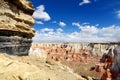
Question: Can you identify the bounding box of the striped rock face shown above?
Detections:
[110,45,120,80]
[0,0,35,55]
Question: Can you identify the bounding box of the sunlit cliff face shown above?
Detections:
[0,0,35,55]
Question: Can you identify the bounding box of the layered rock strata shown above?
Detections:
[32,42,118,56]
[0,0,35,55]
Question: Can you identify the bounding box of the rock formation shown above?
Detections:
[0,0,35,55]
[31,42,117,57]
[0,54,85,80]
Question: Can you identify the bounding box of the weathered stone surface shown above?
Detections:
[110,44,120,80]
[90,43,117,56]
[0,36,32,55]
[0,0,35,55]
[0,54,85,80]
[98,44,120,80]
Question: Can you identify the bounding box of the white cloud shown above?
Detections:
[80,25,98,34]
[72,22,81,27]
[40,28,54,33]
[33,5,51,21]
[82,22,90,25]
[79,0,91,6]
[52,21,66,27]
[33,28,65,42]
[116,10,120,19]
[52,21,57,24]
[56,28,63,33]
[95,24,99,26]
[35,21,44,24]
[59,21,66,27]
[33,24,120,42]
[99,25,120,38]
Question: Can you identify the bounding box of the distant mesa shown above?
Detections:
[0,0,35,55]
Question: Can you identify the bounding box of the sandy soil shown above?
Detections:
[62,57,103,79]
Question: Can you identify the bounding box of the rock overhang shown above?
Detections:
[0,0,35,55]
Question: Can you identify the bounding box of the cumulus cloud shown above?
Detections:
[56,28,63,33]
[59,21,66,27]
[116,10,120,19]
[40,28,54,33]
[33,5,51,21]
[72,22,81,27]
[80,25,98,34]
[99,25,120,39]
[51,21,66,27]
[33,28,65,42]
[35,21,44,24]
[79,0,91,6]
[33,23,120,42]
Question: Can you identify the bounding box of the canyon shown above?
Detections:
[31,42,117,57]
[0,0,120,80]
[30,42,120,79]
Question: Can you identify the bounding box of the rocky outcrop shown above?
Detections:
[90,42,117,56]
[0,0,35,55]
[0,54,85,80]
[100,44,120,80]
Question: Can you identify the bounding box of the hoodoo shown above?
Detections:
[0,0,35,55]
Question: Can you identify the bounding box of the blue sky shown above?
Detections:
[29,0,120,42]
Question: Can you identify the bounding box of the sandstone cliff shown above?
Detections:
[32,42,117,56]
[0,0,35,55]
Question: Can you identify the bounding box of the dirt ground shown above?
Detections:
[62,57,103,79]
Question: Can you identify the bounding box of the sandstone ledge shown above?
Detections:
[0,54,85,80]
[0,0,35,55]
